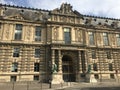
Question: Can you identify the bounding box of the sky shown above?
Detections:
[0,0,120,19]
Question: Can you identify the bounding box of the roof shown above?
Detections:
[0,3,120,29]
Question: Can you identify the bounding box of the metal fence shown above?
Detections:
[0,81,70,90]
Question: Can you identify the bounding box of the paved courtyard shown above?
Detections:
[0,81,120,90]
[59,82,120,90]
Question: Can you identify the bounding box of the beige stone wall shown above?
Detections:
[0,76,10,82]
[0,21,46,44]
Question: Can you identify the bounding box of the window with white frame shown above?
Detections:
[14,24,22,40]
[103,33,109,45]
[64,28,71,44]
[35,26,41,41]
[116,34,120,46]
[88,32,94,45]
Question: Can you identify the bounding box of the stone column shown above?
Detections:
[76,50,82,82]
[78,51,82,72]
[51,49,55,65]
[84,51,88,72]
[58,50,62,73]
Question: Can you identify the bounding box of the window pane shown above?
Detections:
[106,51,111,59]
[35,26,41,41]
[109,63,113,71]
[35,49,40,58]
[34,63,39,72]
[93,63,98,71]
[88,32,94,45]
[103,33,109,45]
[34,75,39,81]
[16,24,22,30]
[13,48,20,57]
[11,76,17,82]
[64,28,71,44]
[14,24,22,40]
[0,22,1,29]
[92,51,96,59]
[116,34,120,46]
[11,62,18,72]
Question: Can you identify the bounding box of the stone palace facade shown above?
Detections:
[0,3,120,83]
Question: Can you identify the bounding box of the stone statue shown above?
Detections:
[60,3,72,14]
[87,64,91,74]
[52,63,57,73]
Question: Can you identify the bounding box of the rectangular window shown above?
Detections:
[106,51,111,59]
[14,24,22,40]
[10,76,17,82]
[116,34,120,46]
[34,49,40,58]
[13,48,20,57]
[109,63,113,71]
[11,62,18,72]
[103,33,109,45]
[94,74,99,79]
[64,28,71,44]
[0,22,1,29]
[92,51,96,59]
[93,63,98,71]
[110,74,114,79]
[88,32,94,45]
[34,75,39,81]
[35,26,41,41]
[34,63,39,72]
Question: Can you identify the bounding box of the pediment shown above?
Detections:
[4,14,25,20]
[51,3,82,16]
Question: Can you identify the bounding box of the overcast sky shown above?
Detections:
[0,0,120,19]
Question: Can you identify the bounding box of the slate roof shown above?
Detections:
[0,3,120,29]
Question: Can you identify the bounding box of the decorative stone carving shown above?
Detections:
[26,28,31,40]
[60,3,72,14]
[5,14,25,20]
[111,21,119,28]
[51,3,79,16]
[34,11,43,21]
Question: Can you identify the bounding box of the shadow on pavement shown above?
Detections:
[82,87,120,90]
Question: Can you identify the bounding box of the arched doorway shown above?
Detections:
[62,55,75,82]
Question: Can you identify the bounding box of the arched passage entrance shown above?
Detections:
[62,55,75,82]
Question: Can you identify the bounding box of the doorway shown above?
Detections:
[62,55,75,82]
